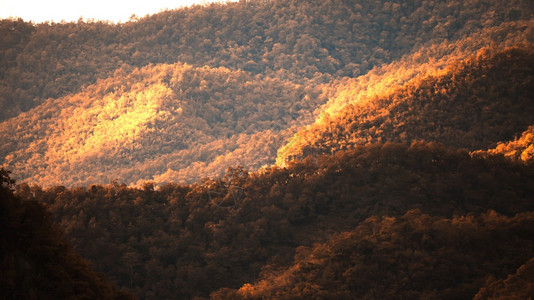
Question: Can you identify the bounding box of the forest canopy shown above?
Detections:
[276,44,534,165]
[2,0,534,298]
[0,169,132,299]
[1,0,532,120]
[1,28,533,186]
[14,142,534,298]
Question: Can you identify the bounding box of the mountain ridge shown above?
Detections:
[20,141,534,298]
[277,44,534,165]
[2,37,534,187]
[0,62,324,186]
[2,0,533,121]
[2,0,534,298]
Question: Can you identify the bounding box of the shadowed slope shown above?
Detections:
[0,169,133,299]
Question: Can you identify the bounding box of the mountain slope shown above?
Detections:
[1,0,533,121]
[3,0,534,298]
[0,63,324,187]
[277,44,534,164]
[1,0,533,187]
[2,26,533,187]
[213,210,534,299]
[474,257,534,299]
[25,142,534,298]
[481,125,534,162]
[0,169,133,299]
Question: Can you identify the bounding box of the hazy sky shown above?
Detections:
[0,0,236,23]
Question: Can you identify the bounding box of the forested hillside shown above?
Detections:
[3,0,534,298]
[0,169,132,299]
[1,23,533,186]
[482,125,534,162]
[17,142,534,298]
[2,0,531,121]
[277,45,534,164]
[214,210,534,299]
[0,63,324,186]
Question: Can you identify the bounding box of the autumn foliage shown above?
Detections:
[277,45,534,165]
[2,0,534,298]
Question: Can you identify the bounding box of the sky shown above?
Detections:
[0,0,235,23]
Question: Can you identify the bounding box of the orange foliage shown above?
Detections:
[277,43,534,165]
[0,62,324,187]
[483,126,534,162]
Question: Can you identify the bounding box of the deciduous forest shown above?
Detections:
[1,0,534,298]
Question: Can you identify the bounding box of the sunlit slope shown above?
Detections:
[314,20,534,119]
[0,63,324,187]
[277,44,534,165]
[478,125,534,163]
[1,0,533,121]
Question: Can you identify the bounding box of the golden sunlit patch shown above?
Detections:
[482,126,534,162]
[47,83,173,162]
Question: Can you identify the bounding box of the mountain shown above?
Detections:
[21,142,534,299]
[213,210,534,299]
[276,44,534,164]
[0,63,324,187]
[2,25,533,187]
[3,0,534,298]
[2,0,531,121]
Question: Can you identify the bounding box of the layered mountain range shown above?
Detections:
[2,0,534,298]
[1,0,534,187]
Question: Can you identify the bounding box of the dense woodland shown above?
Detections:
[1,0,531,121]
[483,125,534,162]
[0,169,133,299]
[214,211,534,299]
[277,45,534,164]
[0,63,324,186]
[2,0,534,298]
[2,33,534,187]
[13,142,534,298]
